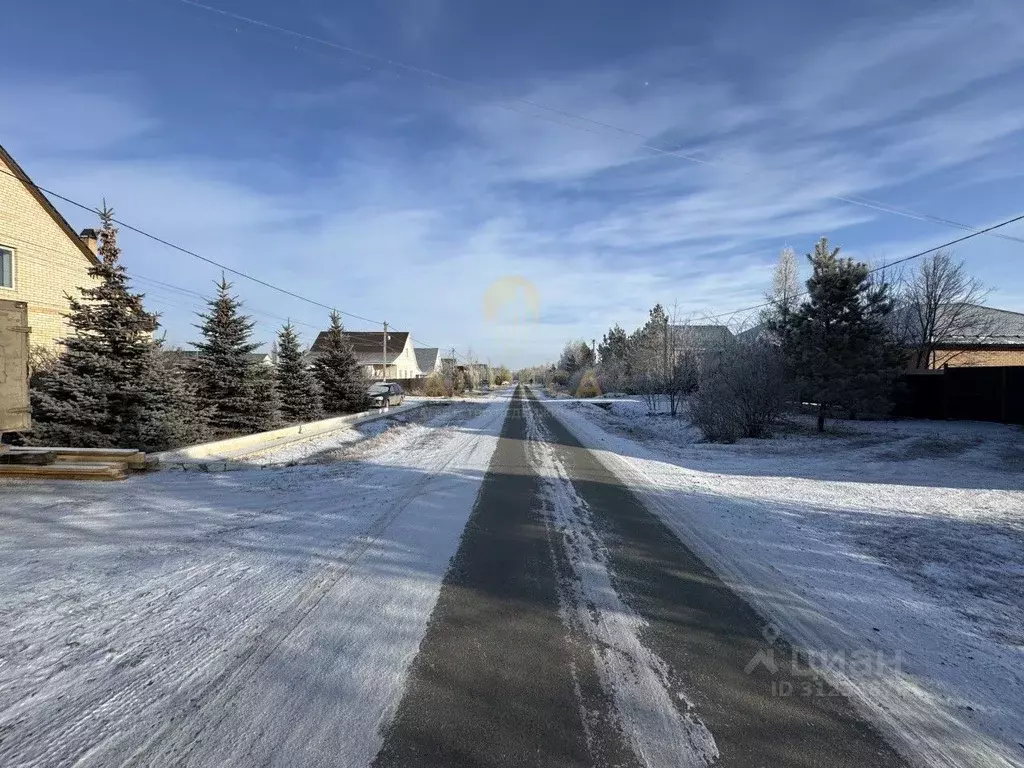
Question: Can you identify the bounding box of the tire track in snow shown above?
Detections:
[523,397,719,768]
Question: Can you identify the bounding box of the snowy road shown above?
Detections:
[2,387,953,766]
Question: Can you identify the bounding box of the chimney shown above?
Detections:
[79,228,98,255]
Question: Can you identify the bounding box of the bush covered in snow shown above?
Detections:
[690,342,788,442]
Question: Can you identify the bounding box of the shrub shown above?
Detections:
[690,342,788,443]
[550,369,571,387]
[422,372,447,397]
[575,368,601,398]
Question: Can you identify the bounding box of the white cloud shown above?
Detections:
[4,2,1024,367]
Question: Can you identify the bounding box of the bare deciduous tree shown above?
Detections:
[902,252,991,369]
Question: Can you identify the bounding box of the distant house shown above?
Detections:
[734,323,774,345]
[928,304,1024,368]
[311,330,421,380]
[414,347,442,377]
[670,325,733,353]
[0,143,101,352]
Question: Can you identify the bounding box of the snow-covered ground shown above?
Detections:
[539,392,1024,768]
[0,394,510,766]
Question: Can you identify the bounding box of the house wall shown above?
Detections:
[392,338,420,379]
[0,155,97,352]
[932,348,1024,368]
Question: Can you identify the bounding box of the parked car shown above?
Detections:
[367,382,404,408]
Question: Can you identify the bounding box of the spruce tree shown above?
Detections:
[312,310,365,414]
[782,237,901,432]
[276,322,323,423]
[191,277,279,437]
[31,206,174,450]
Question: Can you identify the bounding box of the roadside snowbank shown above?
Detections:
[540,397,1024,768]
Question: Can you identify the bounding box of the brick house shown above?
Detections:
[929,305,1024,368]
[0,144,99,353]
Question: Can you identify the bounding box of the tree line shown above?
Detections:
[29,207,367,452]
[534,236,989,441]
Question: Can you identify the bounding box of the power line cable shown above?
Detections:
[695,211,1024,324]
[0,171,472,361]
[175,0,1024,247]
[0,164,380,326]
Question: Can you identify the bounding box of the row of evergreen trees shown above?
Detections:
[30,207,366,452]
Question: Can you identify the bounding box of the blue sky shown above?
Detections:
[3,0,1024,367]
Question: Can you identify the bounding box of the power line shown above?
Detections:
[0,164,379,326]
[0,166,472,362]
[175,0,1024,247]
[696,211,1024,324]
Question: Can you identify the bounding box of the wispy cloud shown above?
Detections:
[3,1,1023,366]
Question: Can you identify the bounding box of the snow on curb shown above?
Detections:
[152,402,426,468]
[536,396,1024,768]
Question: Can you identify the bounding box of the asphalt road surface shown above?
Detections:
[373,386,908,768]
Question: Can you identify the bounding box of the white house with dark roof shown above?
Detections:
[311,330,422,380]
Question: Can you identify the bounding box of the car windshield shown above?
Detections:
[367,384,389,395]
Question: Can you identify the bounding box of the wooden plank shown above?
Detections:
[0,451,57,466]
[0,462,127,481]
[8,447,147,469]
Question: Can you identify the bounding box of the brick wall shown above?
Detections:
[933,348,1024,368]
[0,155,97,352]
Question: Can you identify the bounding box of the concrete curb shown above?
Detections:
[153,401,426,468]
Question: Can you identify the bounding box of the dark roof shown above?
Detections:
[670,325,734,348]
[311,330,410,365]
[0,143,101,266]
[414,347,439,372]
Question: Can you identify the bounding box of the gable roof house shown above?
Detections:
[413,347,442,377]
[311,330,422,380]
[0,144,101,352]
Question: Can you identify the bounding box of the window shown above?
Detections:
[0,247,12,289]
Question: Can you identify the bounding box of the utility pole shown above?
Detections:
[591,338,596,363]
[663,316,669,384]
[382,321,388,383]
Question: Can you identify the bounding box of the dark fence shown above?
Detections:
[893,366,1024,425]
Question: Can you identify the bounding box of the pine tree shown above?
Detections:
[276,322,323,423]
[191,277,279,437]
[782,237,901,432]
[312,310,365,414]
[31,205,175,450]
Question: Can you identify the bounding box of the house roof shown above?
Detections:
[311,330,410,365]
[0,143,100,266]
[935,304,1024,346]
[670,324,734,347]
[414,347,439,371]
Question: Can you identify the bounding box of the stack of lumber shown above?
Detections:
[0,447,151,481]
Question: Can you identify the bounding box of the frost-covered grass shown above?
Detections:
[546,396,1024,768]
